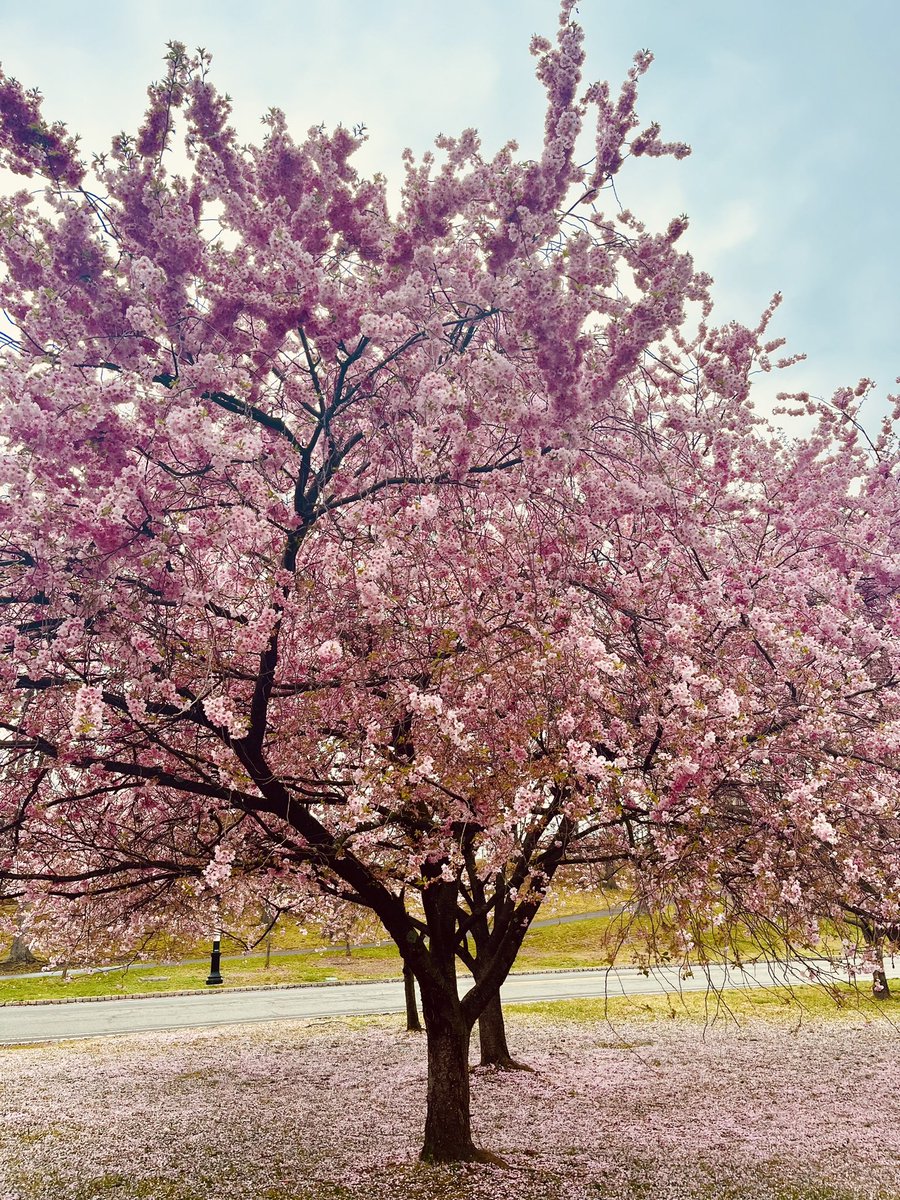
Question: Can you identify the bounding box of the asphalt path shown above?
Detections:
[2,957,896,1045]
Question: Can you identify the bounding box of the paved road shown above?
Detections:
[2,957,895,1044]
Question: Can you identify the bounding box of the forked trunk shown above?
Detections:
[3,903,37,967]
[478,990,512,1066]
[418,983,477,1162]
[477,988,532,1070]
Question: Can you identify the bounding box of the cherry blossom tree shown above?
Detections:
[562,383,900,991]
[2,0,899,1163]
[0,2,708,1160]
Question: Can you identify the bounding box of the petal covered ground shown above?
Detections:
[0,1012,898,1200]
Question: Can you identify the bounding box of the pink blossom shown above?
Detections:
[316,639,343,663]
[70,685,104,735]
[811,812,838,845]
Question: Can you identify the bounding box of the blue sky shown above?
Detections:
[2,0,898,430]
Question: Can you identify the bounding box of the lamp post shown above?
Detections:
[206,905,223,986]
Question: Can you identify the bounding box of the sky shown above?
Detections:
[1,0,898,431]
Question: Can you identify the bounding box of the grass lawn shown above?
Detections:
[0,904,875,1004]
[1,990,899,1199]
[0,944,401,1002]
[0,883,625,968]
[0,911,660,1002]
[510,977,900,1025]
[1,909,628,1003]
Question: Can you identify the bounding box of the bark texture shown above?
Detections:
[476,990,531,1069]
[419,993,477,1162]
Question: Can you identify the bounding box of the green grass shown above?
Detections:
[0,909,870,1005]
[516,912,627,967]
[0,900,616,1003]
[509,979,900,1025]
[514,908,821,971]
[73,1177,195,1200]
[0,890,866,1006]
[0,945,402,1003]
[64,1179,359,1200]
[0,915,627,1002]
[533,883,625,918]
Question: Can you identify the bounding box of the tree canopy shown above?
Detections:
[1,0,899,1162]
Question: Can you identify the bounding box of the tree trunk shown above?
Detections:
[477,989,512,1067]
[476,988,532,1070]
[873,967,891,1000]
[418,980,477,1162]
[858,920,892,1002]
[3,934,37,966]
[422,1017,474,1161]
[872,946,891,1001]
[403,963,422,1032]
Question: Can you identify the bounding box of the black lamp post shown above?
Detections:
[206,934,223,985]
[206,906,223,986]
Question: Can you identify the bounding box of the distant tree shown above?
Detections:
[0,902,38,967]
